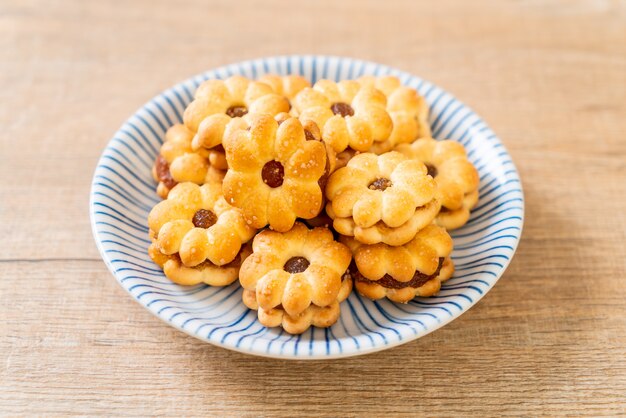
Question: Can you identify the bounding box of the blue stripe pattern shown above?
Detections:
[89,55,524,359]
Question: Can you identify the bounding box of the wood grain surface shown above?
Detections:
[1,0,625,416]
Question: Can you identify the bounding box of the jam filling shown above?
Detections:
[155,155,177,189]
[352,258,445,289]
[261,160,285,188]
[318,154,332,191]
[283,256,310,273]
[301,126,329,190]
[369,178,393,191]
[425,163,438,178]
[304,129,317,142]
[192,209,218,229]
[330,102,354,117]
[225,106,248,118]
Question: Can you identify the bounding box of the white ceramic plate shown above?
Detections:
[90,55,524,359]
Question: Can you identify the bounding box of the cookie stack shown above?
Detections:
[147,75,479,334]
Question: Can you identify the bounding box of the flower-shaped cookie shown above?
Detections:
[342,224,454,303]
[239,222,352,334]
[148,181,256,269]
[325,151,441,246]
[395,138,479,230]
[149,242,252,286]
[222,114,327,232]
[292,79,393,153]
[242,276,352,335]
[357,76,431,153]
[183,75,290,133]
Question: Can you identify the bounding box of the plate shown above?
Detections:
[90,55,524,359]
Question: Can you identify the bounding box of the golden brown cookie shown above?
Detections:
[242,277,352,335]
[149,243,251,286]
[151,124,226,199]
[148,181,256,270]
[342,224,454,303]
[325,151,440,246]
[292,79,393,153]
[222,114,327,232]
[395,138,479,230]
[183,75,290,133]
[189,74,310,155]
[357,76,431,153]
[239,222,352,334]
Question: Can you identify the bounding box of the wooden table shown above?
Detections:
[2,0,625,415]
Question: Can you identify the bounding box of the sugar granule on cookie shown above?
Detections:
[222,114,327,232]
[325,151,441,246]
[239,222,352,334]
[148,181,256,271]
[291,79,393,153]
[395,138,479,230]
[357,75,431,153]
[342,224,454,303]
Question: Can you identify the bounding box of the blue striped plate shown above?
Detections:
[90,55,524,359]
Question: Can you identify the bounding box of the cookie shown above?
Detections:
[342,224,454,303]
[242,276,352,335]
[357,76,431,153]
[292,79,393,153]
[189,74,309,156]
[395,138,479,230]
[183,75,290,133]
[222,114,327,232]
[239,222,352,334]
[152,124,226,199]
[325,151,441,246]
[149,243,251,286]
[148,181,256,270]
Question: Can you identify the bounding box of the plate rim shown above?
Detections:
[89,54,524,360]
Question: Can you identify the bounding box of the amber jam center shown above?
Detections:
[368,178,393,191]
[283,256,310,273]
[304,129,317,141]
[192,209,218,229]
[353,258,445,289]
[225,105,248,118]
[330,102,354,117]
[425,163,438,178]
[261,160,285,188]
[155,155,177,189]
